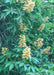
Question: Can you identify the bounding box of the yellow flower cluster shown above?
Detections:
[23,0,35,13]
[16,0,18,2]
[34,38,43,48]
[38,23,45,32]
[19,35,26,47]
[2,47,8,56]
[41,46,52,55]
[22,46,31,59]
[42,16,49,22]
[19,22,26,31]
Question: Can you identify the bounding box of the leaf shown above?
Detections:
[27,67,31,72]
[31,57,39,65]
[15,62,20,65]
[5,62,11,68]
[0,58,5,63]
[15,63,18,69]
[19,63,24,67]
[0,66,3,72]
[0,13,6,19]
[9,63,14,71]
[35,67,39,72]
[6,26,13,30]
[5,0,10,3]
[5,0,16,4]
[14,16,21,20]
[31,66,35,72]
[24,65,27,71]
[13,26,16,35]
[16,54,19,57]
[0,56,4,59]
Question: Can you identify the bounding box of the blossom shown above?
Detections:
[37,38,43,42]
[38,24,45,32]
[2,47,8,56]
[23,0,35,13]
[16,0,18,2]
[19,22,26,31]
[22,46,31,59]
[41,46,52,54]
[34,38,43,48]
[19,35,26,47]
[42,16,49,22]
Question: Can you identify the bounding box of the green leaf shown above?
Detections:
[0,58,5,63]
[6,26,13,30]
[15,63,18,69]
[24,65,27,71]
[15,62,20,65]
[31,66,35,72]
[13,26,16,35]
[5,0,16,4]
[35,67,39,72]
[19,63,24,67]
[0,66,3,72]
[5,62,11,68]
[9,63,14,71]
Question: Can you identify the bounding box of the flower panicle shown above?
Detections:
[19,22,26,31]
[41,46,52,54]
[42,16,49,22]
[2,47,8,56]
[16,0,18,2]
[23,0,35,13]
[22,46,31,59]
[38,23,45,32]
[34,38,43,48]
[19,35,26,47]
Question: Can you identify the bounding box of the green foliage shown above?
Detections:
[0,0,54,75]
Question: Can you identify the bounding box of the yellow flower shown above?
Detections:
[19,22,26,31]
[37,38,43,42]
[22,46,31,59]
[16,0,18,2]
[34,38,43,48]
[37,42,43,48]
[23,0,35,13]
[19,35,26,47]
[34,41,37,46]
[25,0,32,4]
[42,16,49,22]
[38,24,45,32]
[2,47,8,56]
[41,46,52,54]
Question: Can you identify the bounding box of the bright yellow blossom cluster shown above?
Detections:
[2,47,8,56]
[16,0,18,2]
[19,22,26,31]
[19,35,26,47]
[41,46,52,55]
[38,23,45,32]
[22,46,31,59]
[23,0,35,13]
[34,38,43,48]
[42,16,49,22]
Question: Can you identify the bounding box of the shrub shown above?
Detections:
[0,0,54,75]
